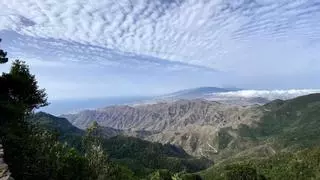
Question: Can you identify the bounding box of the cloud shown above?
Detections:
[1,30,213,72]
[0,31,226,100]
[0,0,319,72]
[215,89,320,100]
[0,0,319,99]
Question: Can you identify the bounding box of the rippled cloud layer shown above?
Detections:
[0,0,319,99]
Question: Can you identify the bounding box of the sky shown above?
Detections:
[0,0,320,100]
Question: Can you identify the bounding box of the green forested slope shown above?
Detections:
[198,94,320,180]
[29,112,83,136]
[200,147,320,180]
[244,93,320,148]
[31,112,212,177]
[102,136,212,176]
[208,94,320,161]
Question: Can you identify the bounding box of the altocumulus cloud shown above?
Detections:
[0,0,320,99]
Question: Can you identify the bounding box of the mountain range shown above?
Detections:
[29,112,212,177]
[159,87,241,99]
[61,99,261,157]
[41,87,320,115]
[41,87,241,115]
[59,93,320,160]
[32,93,320,179]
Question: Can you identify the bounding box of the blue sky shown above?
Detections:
[0,0,320,100]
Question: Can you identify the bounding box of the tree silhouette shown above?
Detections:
[0,39,8,64]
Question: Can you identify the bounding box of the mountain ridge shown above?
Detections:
[61,99,262,156]
[61,93,320,159]
[32,93,320,179]
[29,112,212,177]
[160,87,240,99]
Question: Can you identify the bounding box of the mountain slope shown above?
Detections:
[29,112,84,136]
[34,94,320,179]
[62,99,259,131]
[199,147,320,180]
[101,136,212,176]
[30,112,212,177]
[62,93,320,159]
[62,99,262,156]
[174,94,320,179]
[162,87,239,99]
[206,93,320,162]
[243,93,320,148]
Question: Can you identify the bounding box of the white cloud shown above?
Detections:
[215,89,320,101]
[0,0,319,74]
[0,0,320,99]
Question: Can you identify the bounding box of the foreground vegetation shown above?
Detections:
[199,147,320,180]
[0,40,136,180]
[30,112,212,178]
[0,41,209,179]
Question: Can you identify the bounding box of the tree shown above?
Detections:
[171,173,183,180]
[0,39,49,179]
[2,60,48,112]
[82,121,137,180]
[0,39,8,64]
[83,121,113,179]
[0,38,10,125]
[225,164,266,180]
[25,129,91,180]
[176,174,202,180]
[0,39,138,180]
[149,170,173,180]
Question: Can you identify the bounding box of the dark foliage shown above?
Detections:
[0,41,135,180]
[0,39,8,64]
[224,164,266,180]
[31,114,212,178]
[101,136,212,176]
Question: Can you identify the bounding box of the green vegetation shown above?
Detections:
[0,40,136,180]
[29,112,83,136]
[207,94,320,162]
[0,39,8,63]
[29,112,85,149]
[31,112,212,178]
[217,128,234,150]
[200,147,320,180]
[28,95,320,180]
[197,94,320,179]
[102,136,212,176]
[247,94,320,148]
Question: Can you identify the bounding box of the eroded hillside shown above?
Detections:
[62,99,264,157]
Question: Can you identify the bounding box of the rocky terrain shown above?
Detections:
[62,99,264,156]
[34,93,320,179]
[63,99,262,130]
[0,144,12,180]
[62,93,320,158]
